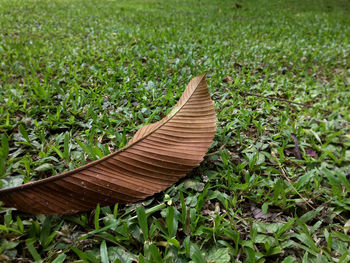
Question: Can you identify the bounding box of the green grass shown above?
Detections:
[0,0,350,261]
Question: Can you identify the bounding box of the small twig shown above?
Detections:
[206,142,227,156]
[128,202,166,220]
[236,248,241,262]
[238,91,333,114]
[280,166,316,210]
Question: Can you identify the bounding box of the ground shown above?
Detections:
[0,0,349,262]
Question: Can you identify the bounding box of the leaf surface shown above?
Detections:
[0,74,216,214]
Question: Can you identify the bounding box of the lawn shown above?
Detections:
[0,0,349,262]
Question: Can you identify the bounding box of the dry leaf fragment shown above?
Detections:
[251,204,275,220]
[285,134,302,160]
[306,148,317,158]
[222,76,233,83]
[0,74,216,214]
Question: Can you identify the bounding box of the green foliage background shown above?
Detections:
[0,0,349,262]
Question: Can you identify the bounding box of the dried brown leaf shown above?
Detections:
[0,74,216,214]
